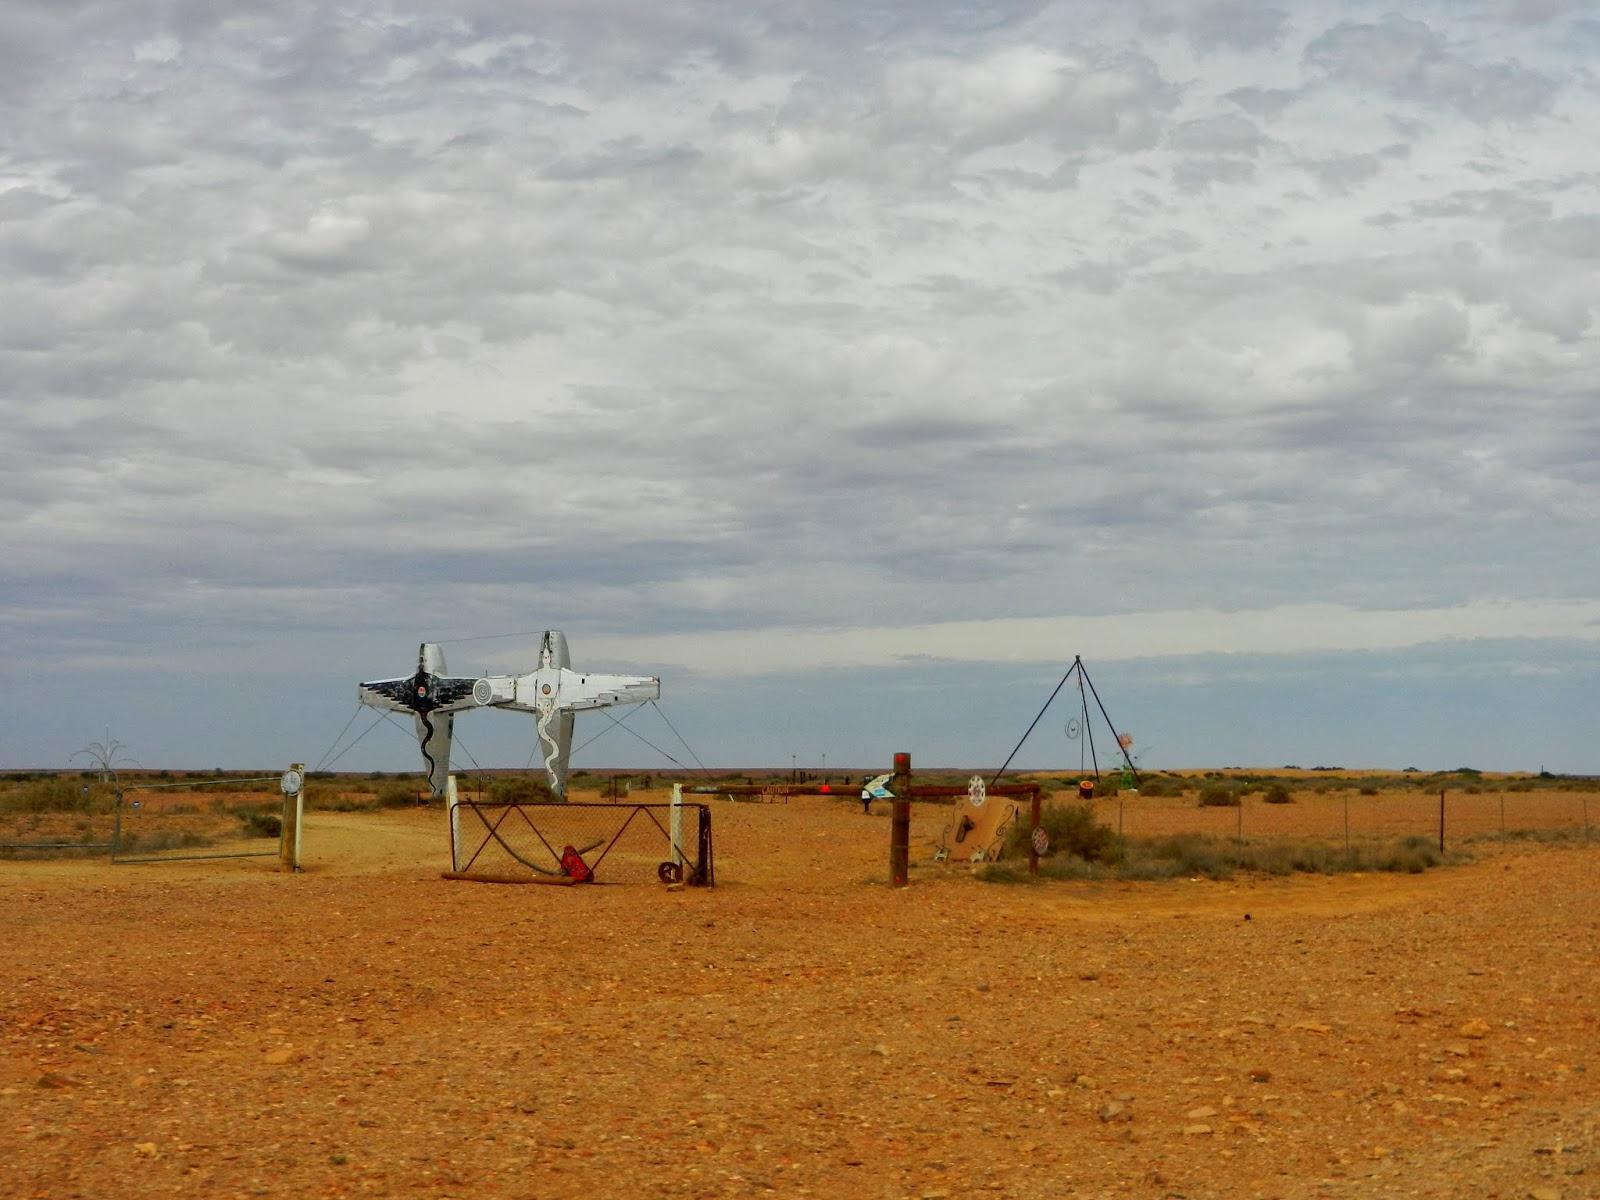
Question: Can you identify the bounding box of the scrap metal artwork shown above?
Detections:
[446,800,714,887]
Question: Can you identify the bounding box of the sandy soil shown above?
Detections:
[2,796,1596,1199]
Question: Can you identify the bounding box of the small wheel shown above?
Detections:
[658,860,684,884]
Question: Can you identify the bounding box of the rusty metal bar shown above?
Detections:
[903,784,1042,799]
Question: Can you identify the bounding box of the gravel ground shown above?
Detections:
[3,798,1596,1199]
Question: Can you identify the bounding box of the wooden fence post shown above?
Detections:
[280,764,304,873]
[890,752,911,887]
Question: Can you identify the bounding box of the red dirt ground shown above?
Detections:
[3,796,1596,1199]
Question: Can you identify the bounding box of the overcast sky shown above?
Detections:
[5,1,1597,775]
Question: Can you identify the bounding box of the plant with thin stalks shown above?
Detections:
[71,735,138,789]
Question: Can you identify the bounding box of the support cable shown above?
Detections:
[313,705,367,773]
[317,710,404,774]
[650,701,714,778]
[592,707,692,770]
[1081,662,1140,785]
[990,658,1082,786]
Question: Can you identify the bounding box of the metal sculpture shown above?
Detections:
[358,631,660,797]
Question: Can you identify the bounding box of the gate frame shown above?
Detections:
[445,783,713,886]
[110,765,305,869]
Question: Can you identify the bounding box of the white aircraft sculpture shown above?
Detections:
[358,630,660,797]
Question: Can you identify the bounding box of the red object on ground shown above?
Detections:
[559,845,593,882]
[819,783,831,793]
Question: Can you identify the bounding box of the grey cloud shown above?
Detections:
[1299,152,1385,195]
[1223,86,1301,119]
[1411,187,1551,223]
[542,140,703,181]
[1171,156,1257,190]
[1503,213,1600,259]
[1170,113,1266,156]
[1303,15,1560,121]
[1133,0,1290,51]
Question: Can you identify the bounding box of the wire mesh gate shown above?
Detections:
[446,800,714,886]
[111,775,298,866]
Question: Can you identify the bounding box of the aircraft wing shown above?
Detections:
[358,673,487,716]
[554,669,660,712]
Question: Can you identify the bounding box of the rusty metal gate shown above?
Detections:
[446,799,714,886]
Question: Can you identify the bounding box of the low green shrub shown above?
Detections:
[378,782,425,808]
[1262,783,1293,804]
[242,811,282,838]
[1198,782,1241,807]
[488,776,560,805]
[1003,803,1120,864]
[1136,777,1183,798]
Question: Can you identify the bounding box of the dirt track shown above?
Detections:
[3,798,1597,1199]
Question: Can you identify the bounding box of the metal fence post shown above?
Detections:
[670,782,684,871]
[447,775,461,872]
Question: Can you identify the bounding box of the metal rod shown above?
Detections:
[1079,661,1140,785]
[0,843,114,850]
[990,660,1081,786]
[114,850,278,864]
[1439,790,1446,853]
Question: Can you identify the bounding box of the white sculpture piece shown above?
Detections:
[358,631,660,797]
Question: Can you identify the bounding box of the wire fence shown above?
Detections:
[0,787,120,854]
[111,778,288,864]
[1087,789,1594,847]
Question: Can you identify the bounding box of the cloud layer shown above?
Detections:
[5,1,1597,768]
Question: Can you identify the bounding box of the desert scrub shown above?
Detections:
[242,811,282,838]
[1136,776,1184,798]
[1262,783,1293,804]
[1002,803,1119,864]
[378,782,427,808]
[488,776,561,805]
[978,833,1462,883]
[0,777,113,814]
[1197,781,1241,807]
